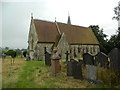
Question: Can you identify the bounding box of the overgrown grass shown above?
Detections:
[2,57,26,88]
[3,57,118,88]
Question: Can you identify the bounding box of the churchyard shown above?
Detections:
[2,48,120,88]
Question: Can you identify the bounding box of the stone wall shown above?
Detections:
[33,43,99,61]
[34,43,53,61]
[69,44,100,59]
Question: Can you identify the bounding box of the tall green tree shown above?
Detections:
[113,2,120,21]
[89,25,108,53]
[107,28,120,51]
[6,50,17,64]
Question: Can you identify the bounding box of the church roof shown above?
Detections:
[33,19,99,45]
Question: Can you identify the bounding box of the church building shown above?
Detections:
[28,14,100,60]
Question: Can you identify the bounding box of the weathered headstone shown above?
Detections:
[71,59,78,77]
[73,61,83,80]
[95,52,109,68]
[67,59,76,76]
[86,65,97,83]
[65,51,70,63]
[83,53,94,65]
[45,51,51,66]
[67,61,73,76]
[51,48,61,75]
[108,48,120,73]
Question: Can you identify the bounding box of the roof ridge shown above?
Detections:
[34,19,89,29]
[34,19,54,23]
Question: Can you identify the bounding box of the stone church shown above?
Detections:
[28,15,100,61]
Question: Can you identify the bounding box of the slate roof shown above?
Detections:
[33,19,99,45]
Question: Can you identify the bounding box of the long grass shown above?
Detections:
[2,57,116,88]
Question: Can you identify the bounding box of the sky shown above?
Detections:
[1,0,119,49]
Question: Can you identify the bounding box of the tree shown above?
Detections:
[107,28,120,51]
[23,50,27,58]
[89,25,108,53]
[15,48,22,56]
[113,2,120,21]
[5,47,9,50]
[6,50,16,64]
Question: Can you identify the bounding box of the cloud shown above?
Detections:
[2,0,119,49]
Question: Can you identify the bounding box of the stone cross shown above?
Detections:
[65,51,70,63]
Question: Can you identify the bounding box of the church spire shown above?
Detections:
[55,17,56,22]
[31,13,33,20]
[67,12,71,24]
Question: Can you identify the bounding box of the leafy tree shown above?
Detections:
[5,47,9,50]
[6,50,16,58]
[15,48,22,56]
[89,25,108,53]
[23,50,27,58]
[6,50,16,64]
[113,2,120,21]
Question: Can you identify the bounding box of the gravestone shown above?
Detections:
[51,48,61,75]
[67,59,83,80]
[67,61,73,76]
[71,59,78,77]
[86,65,97,83]
[83,53,94,65]
[65,51,70,63]
[67,59,76,76]
[73,61,83,80]
[95,52,109,68]
[45,51,51,66]
[108,48,120,73]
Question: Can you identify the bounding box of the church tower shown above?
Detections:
[67,12,71,24]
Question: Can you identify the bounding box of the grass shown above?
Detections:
[2,56,26,88]
[0,58,2,89]
[2,57,117,88]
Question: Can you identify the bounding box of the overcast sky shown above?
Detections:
[1,0,119,49]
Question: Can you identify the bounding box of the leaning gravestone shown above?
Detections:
[73,61,83,80]
[71,59,78,77]
[108,48,120,73]
[67,59,77,76]
[86,65,97,83]
[95,52,109,68]
[45,51,51,66]
[83,53,94,65]
[67,61,73,76]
